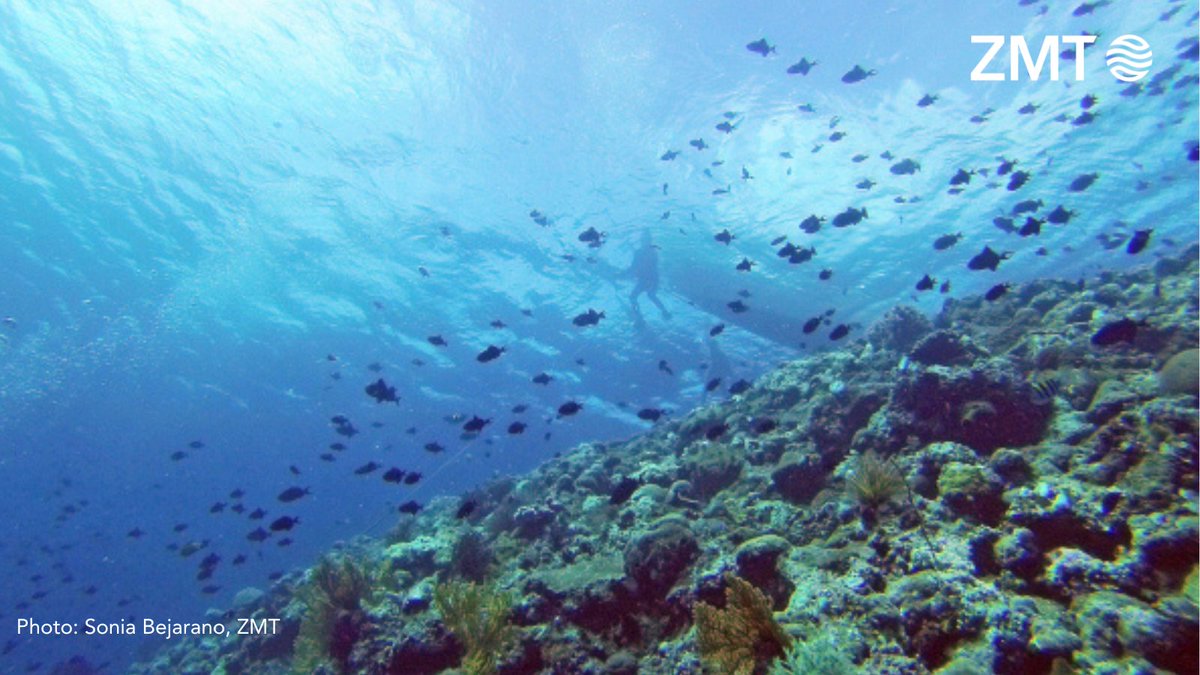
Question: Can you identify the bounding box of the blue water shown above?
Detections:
[0,0,1196,671]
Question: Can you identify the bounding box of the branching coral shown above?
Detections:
[695,574,792,675]
[432,580,516,675]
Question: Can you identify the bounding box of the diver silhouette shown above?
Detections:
[628,230,671,325]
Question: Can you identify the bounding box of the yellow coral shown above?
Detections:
[291,554,378,674]
[433,580,516,675]
[695,574,791,674]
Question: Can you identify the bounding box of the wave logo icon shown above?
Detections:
[1106,35,1153,82]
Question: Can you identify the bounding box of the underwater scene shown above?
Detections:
[0,0,1198,673]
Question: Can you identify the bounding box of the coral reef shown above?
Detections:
[130,247,1199,675]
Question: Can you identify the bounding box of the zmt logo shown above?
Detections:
[971,34,1152,82]
[971,35,1095,81]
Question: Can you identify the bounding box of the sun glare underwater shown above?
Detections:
[0,1,1197,673]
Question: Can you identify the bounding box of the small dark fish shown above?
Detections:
[967,246,1010,271]
[1018,217,1043,237]
[511,404,528,413]
[1011,199,1042,215]
[1126,229,1152,254]
[578,226,604,244]
[1046,206,1074,224]
[319,453,335,462]
[1080,93,1098,109]
[1030,376,1061,405]
[1072,111,1096,126]
[127,528,144,539]
[661,150,680,161]
[705,423,728,440]
[403,472,422,485]
[841,65,877,83]
[557,401,582,417]
[727,300,749,313]
[800,214,824,233]
[532,372,553,385]
[705,378,721,392]
[716,120,738,133]
[856,178,875,190]
[249,508,266,520]
[366,361,383,373]
[573,309,606,327]
[490,319,507,328]
[787,57,817,75]
[463,416,491,433]
[658,360,674,375]
[917,93,938,107]
[690,138,708,150]
[637,408,665,422]
[714,229,735,245]
[1091,318,1144,346]
[818,269,833,280]
[829,324,850,341]
[770,235,788,245]
[329,442,346,451]
[507,421,526,434]
[1006,171,1031,191]
[890,159,920,175]
[232,554,246,566]
[788,247,815,264]
[933,233,962,251]
[985,283,1011,301]
[398,500,422,515]
[188,440,205,449]
[476,345,505,362]
[382,468,407,483]
[712,185,731,195]
[456,500,478,519]
[729,379,751,395]
[746,38,776,57]
[354,462,380,475]
[802,317,822,334]
[364,378,399,404]
[797,103,815,113]
[276,538,293,547]
[529,210,549,226]
[1018,102,1038,114]
[289,465,301,476]
[741,166,753,181]
[169,451,188,461]
[916,275,936,291]
[269,516,299,532]
[423,442,444,454]
[230,488,244,499]
[209,502,225,514]
[949,169,974,186]
[246,528,270,543]
[276,487,310,503]
[832,207,867,227]
[418,266,430,278]
[993,217,1016,234]
[1068,173,1099,192]
[709,324,725,337]
[736,258,754,272]
[997,157,1017,175]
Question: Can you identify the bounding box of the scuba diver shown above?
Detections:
[627,230,671,326]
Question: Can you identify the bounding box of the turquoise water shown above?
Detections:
[0,1,1195,671]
